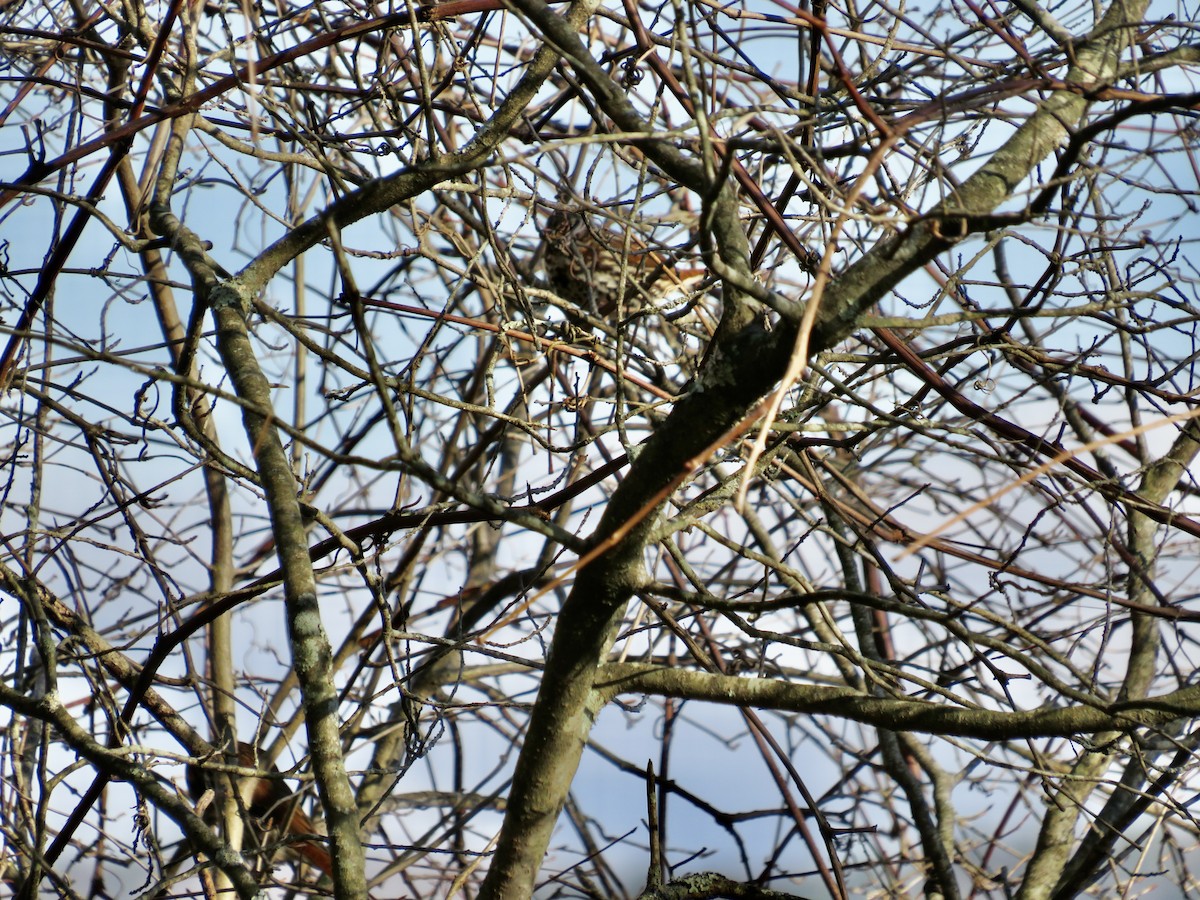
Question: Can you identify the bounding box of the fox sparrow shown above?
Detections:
[186,742,333,878]
[541,208,701,322]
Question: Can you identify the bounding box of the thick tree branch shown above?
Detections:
[594,662,1200,739]
[476,0,1157,892]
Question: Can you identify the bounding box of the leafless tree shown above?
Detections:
[1,0,1199,897]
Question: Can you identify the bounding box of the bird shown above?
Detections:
[541,208,703,324]
[185,742,333,879]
